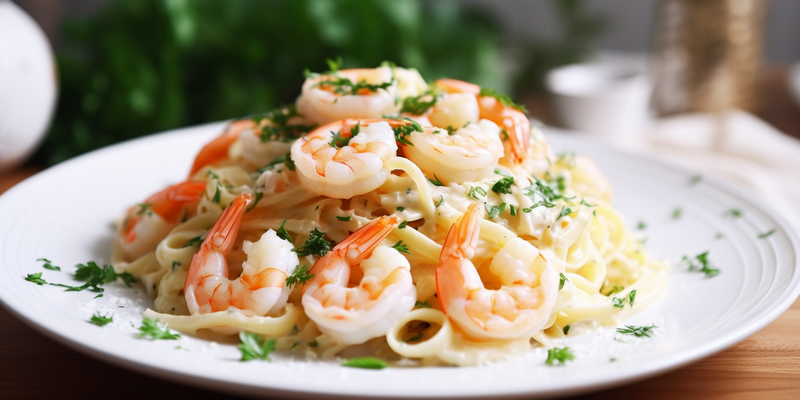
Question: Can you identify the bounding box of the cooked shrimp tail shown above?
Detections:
[189,119,253,177]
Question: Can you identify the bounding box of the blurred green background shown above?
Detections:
[38,0,603,165]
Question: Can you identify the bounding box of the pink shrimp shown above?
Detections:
[434,79,531,164]
[184,192,299,316]
[436,203,558,340]
[117,180,206,260]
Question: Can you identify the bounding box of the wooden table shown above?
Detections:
[2,67,800,399]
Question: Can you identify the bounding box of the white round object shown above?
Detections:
[0,123,798,398]
[0,0,58,173]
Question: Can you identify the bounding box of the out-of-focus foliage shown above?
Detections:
[41,0,603,165]
[43,0,503,165]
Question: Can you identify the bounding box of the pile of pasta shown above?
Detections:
[111,62,669,366]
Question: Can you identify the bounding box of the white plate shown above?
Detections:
[1,123,798,399]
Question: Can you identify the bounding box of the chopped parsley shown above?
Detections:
[392,241,411,254]
[414,301,431,309]
[559,273,568,290]
[211,186,222,204]
[637,221,647,230]
[556,207,573,220]
[725,208,743,218]
[88,312,113,327]
[285,265,314,288]
[612,297,626,309]
[491,176,515,194]
[683,251,719,277]
[136,203,153,216]
[603,285,625,296]
[171,261,181,270]
[521,176,566,213]
[276,220,292,243]
[336,215,352,222]
[293,228,331,257]
[689,174,703,185]
[428,176,444,186]
[485,203,506,219]
[50,261,136,293]
[758,229,776,239]
[182,235,204,248]
[329,128,354,149]
[628,289,637,307]
[616,324,658,338]
[715,232,724,240]
[400,91,439,115]
[392,118,422,146]
[341,357,388,369]
[672,207,683,219]
[25,272,47,285]
[238,331,276,361]
[257,154,296,174]
[396,207,405,212]
[479,87,528,113]
[467,186,487,199]
[246,191,263,212]
[563,325,570,335]
[398,220,408,229]
[254,105,316,143]
[545,347,574,365]
[509,204,517,216]
[137,317,180,340]
[435,195,445,208]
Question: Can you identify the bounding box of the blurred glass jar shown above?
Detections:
[0,0,57,173]
[652,0,767,115]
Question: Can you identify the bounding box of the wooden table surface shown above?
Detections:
[2,67,800,399]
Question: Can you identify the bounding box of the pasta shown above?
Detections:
[111,62,669,366]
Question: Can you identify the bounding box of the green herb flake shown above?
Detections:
[509,204,517,216]
[715,232,724,240]
[25,272,47,285]
[628,289,637,307]
[725,208,743,218]
[672,207,683,219]
[398,220,408,229]
[171,261,181,271]
[683,251,720,277]
[485,203,506,219]
[341,357,388,369]
[211,186,222,204]
[37,258,61,271]
[135,203,153,216]
[612,297,626,309]
[689,175,703,185]
[396,207,405,212]
[435,195,445,208]
[637,221,647,230]
[491,176,515,194]
[392,241,411,255]
[467,186,487,199]
[276,220,292,243]
[558,273,568,290]
[336,215,352,222]
[428,176,444,187]
[616,324,658,338]
[285,265,314,288]
[479,87,528,113]
[137,317,180,340]
[557,207,573,220]
[246,191,263,212]
[182,235,204,248]
[293,228,331,257]
[758,229,776,239]
[563,325,570,335]
[329,129,354,149]
[545,347,574,365]
[238,331,276,361]
[400,92,439,115]
[88,312,113,327]
[414,301,431,309]
[406,333,424,343]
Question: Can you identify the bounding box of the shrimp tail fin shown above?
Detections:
[338,216,399,263]
[204,192,253,254]
[440,203,482,263]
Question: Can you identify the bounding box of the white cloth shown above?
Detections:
[639,110,800,228]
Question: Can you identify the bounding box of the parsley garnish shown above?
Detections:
[257,154,296,174]
[435,195,445,208]
[612,297,626,309]
[336,215,352,222]
[329,128,354,149]
[136,203,153,216]
[414,301,431,309]
[406,333,424,342]
[254,105,315,142]
[672,207,683,219]
[479,87,528,113]
[491,176,515,194]
[603,285,625,295]
[400,92,439,115]
[428,176,444,186]
[50,261,136,293]
[545,347,574,365]
[392,118,422,146]
[689,174,703,185]
[285,265,314,288]
[211,186,222,204]
[485,203,506,219]
[556,207,573,220]
[563,325,570,335]
[182,235,204,248]
[715,232,724,239]
[758,229,776,239]
[559,273,568,290]
[725,208,743,218]
[88,312,113,327]
[637,221,647,230]
[398,220,408,229]
[246,191,263,212]
[276,220,292,243]
[25,272,47,285]
[137,317,180,340]
[293,228,331,257]
[467,186,487,199]
[616,324,658,338]
[392,241,411,254]
[509,204,517,216]
[171,261,181,270]
[396,207,405,212]
[683,251,719,277]
[341,357,388,369]
[38,258,61,271]
[238,331,276,361]
[628,289,637,307]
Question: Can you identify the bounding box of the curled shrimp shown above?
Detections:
[290,118,408,199]
[436,203,558,340]
[302,216,416,345]
[400,120,504,185]
[189,119,253,178]
[297,66,399,125]
[433,79,531,165]
[117,181,206,261]
[184,192,299,316]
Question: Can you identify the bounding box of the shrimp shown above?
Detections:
[296,66,400,125]
[400,120,504,185]
[302,216,416,345]
[433,79,531,165]
[436,203,558,340]
[290,118,406,199]
[117,181,206,261]
[189,119,253,178]
[184,192,299,316]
